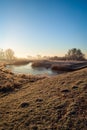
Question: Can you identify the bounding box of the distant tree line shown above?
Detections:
[0,48,86,61]
[0,48,15,61]
[50,48,86,61]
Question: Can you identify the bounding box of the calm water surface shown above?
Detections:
[6,63,57,75]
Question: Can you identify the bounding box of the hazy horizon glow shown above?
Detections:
[0,0,87,58]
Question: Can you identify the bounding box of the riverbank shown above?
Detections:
[4,59,87,76]
[0,62,87,130]
[31,60,87,72]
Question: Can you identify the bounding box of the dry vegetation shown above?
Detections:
[51,62,87,72]
[0,63,45,95]
[51,64,73,71]
[32,60,87,72]
[32,60,51,69]
[0,62,87,130]
[9,59,31,66]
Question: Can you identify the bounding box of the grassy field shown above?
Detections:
[0,62,87,130]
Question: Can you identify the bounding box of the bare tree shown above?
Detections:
[5,48,15,61]
[0,49,4,60]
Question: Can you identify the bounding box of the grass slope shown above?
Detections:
[0,64,87,130]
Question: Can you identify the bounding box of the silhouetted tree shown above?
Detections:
[5,48,15,61]
[65,48,85,60]
[0,49,4,60]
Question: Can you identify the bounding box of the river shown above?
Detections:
[6,62,58,76]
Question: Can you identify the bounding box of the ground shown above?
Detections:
[0,63,87,130]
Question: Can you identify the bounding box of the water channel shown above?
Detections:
[6,62,58,76]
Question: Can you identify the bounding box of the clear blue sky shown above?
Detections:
[0,0,87,57]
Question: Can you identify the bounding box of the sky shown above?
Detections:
[0,0,87,58]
